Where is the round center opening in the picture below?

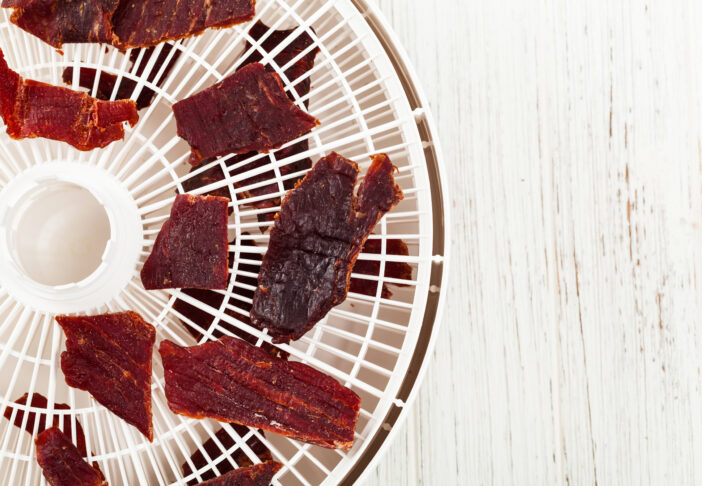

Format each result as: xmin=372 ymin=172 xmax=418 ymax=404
xmin=10 ymin=181 xmax=111 ymax=286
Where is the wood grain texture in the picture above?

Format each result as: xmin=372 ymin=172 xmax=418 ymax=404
xmin=367 ymin=0 xmax=702 ymax=484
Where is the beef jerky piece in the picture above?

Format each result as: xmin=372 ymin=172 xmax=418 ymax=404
xmin=193 ymin=461 xmax=282 ymax=486
xmin=183 ymin=424 xmax=272 ymax=485
xmin=2 ymin=393 xmax=88 ymax=457
xmin=349 ymin=238 xmax=413 ymax=299
xmin=35 ymin=427 xmax=107 ymax=486
xmin=111 ymin=0 xmax=254 ymax=49
xmin=62 ymin=44 xmax=181 ymax=110
xmin=56 ymin=312 xmax=155 ymax=441
xmin=250 ymin=153 xmax=403 ymax=343
xmin=241 ymin=21 xmax=319 ymax=105
xmin=2 ymin=0 xmax=119 ymax=49
xmin=160 ymin=336 xmax=361 ymax=450
xmin=173 ymin=63 xmax=319 ymax=166
xmin=141 ymin=194 xmax=229 ymax=290
xmin=0 ymin=49 xmax=137 ymax=150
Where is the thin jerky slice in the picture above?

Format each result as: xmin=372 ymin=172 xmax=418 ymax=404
xmin=241 ymin=21 xmax=319 ymax=105
xmin=56 ymin=311 xmax=156 ymax=441
xmin=0 ymin=49 xmax=138 ymax=151
xmin=183 ymin=424 xmax=272 ymax=485
xmin=250 ymin=153 xmax=403 ymax=343
xmin=194 ymin=461 xmax=282 ymax=486
xmin=62 ymin=44 xmax=181 ymax=110
xmin=35 ymin=427 xmax=107 ymax=486
xmin=2 ymin=393 xmax=88 ymax=457
xmin=349 ymin=238 xmax=412 ymax=298
xmin=173 ymin=63 xmax=319 ymax=166
xmin=111 ymin=0 xmax=254 ymax=49
xmin=160 ymin=336 xmax=361 ymax=450
xmin=3 ymin=0 xmax=119 ymax=48
xmin=141 ymin=194 xmax=230 ymax=290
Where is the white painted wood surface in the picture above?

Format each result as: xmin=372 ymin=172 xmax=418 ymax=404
xmin=367 ymin=1 xmax=702 ymax=484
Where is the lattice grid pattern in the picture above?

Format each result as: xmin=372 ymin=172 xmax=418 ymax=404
xmin=0 ymin=0 xmax=439 ymax=484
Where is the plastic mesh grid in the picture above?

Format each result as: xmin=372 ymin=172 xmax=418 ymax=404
xmin=0 ymin=0 xmax=438 ymax=484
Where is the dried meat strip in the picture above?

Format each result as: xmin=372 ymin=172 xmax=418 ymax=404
xmin=2 ymin=0 xmax=119 ymax=48
xmin=250 ymin=153 xmax=403 ymax=343
xmin=141 ymin=194 xmax=230 ymax=290
xmin=0 ymin=49 xmax=138 ymax=150
xmin=111 ymin=0 xmax=254 ymax=49
xmin=173 ymin=62 xmax=319 ymax=166
xmin=160 ymin=336 xmax=361 ymax=450
xmin=62 ymin=44 xmax=181 ymax=110
xmin=183 ymin=22 xmax=318 ymax=220
xmin=56 ymin=311 xmax=156 ymax=441
xmin=2 ymin=393 xmax=88 ymax=457
xmin=193 ymin=460 xmax=282 ymax=486
xmin=35 ymin=427 xmax=107 ymax=486
xmin=240 ymin=21 xmax=319 ymax=106
xmin=2 ymin=0 xmax=254 ymax=49
xmin=182 ymin=424 xmax=272 ymax=485
xmin=349 ymin=238 xmax=413 ymax=298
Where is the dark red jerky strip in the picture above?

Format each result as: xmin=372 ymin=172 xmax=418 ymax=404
xmin=56 ymin=311 xmax=156 ymax=441
xmin=160 ymin=336 xmax=361 ymax=450
xmin=173 ymin=63 xmax=319 ymax=166
xmin=35 ymin=427 xmax=107 ymax=486
xmin=250 ymin=153 xmax=404 ymax=343
xmin=2 ymin=393 xmax=88 ymax=457
xmin=0 ymin=49 xmax=138 ymax=151
xmin=2 ymin=0 xmax=253 ymax=49
xmin=193 ymin=460 xmax=282 ymax=486
xmin=62 ymin=44 xmax=181 ymax=110
xmin=173 ymin=235 xmax=287 ymax=359
xmin=3 ymin=0 xmax=119 ymax=48
xmin=141 ymin=194 xmax=230 ymax=290
xmin=240 ymin=21 xmax=319 ymax=106
xmin=349 ymin=238 xmax=412 ymax=298
xmin=183 ymin=424 xmax=272 ymax=485
xmin=111 ymin=0 xmax=254 ymax=49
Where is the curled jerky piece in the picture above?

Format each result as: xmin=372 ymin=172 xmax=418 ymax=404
xmin=160 ymin=336 xmax=361 ymax=450
xmin=35 ymin=427 xmax=107 ymax=486
xmin=0 ymin=49 xmax=137 ymax=150
xmin=194 ymin=461 xmax=282 ymax=486
xmin=63 ymin=44 xmax=181 ymax=110
xmin=111 ymin=0 xmax=254 ymax=49
xmin=250 ymin=153 xmax=404 ymax=343
xmin=56 ymin=312 xmax=156 ymax=441
xmin=349 ymin=238 xmax=413 ymax=299
xmin=183 ymin=424 xmax=272 ymax=485
xmin=141 ymin=194 xmax=230 ymax=290
xmin=2 ymin=0 xmax=119 ymax=48
xmin=173 ymin=63 xmax=319 ymax=166
xmin=241 ymin=21 xmax=320 ymax=105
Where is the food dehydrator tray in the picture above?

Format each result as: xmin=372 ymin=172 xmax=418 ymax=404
xmin=0 ymin=0 xmax=449 ymax=484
